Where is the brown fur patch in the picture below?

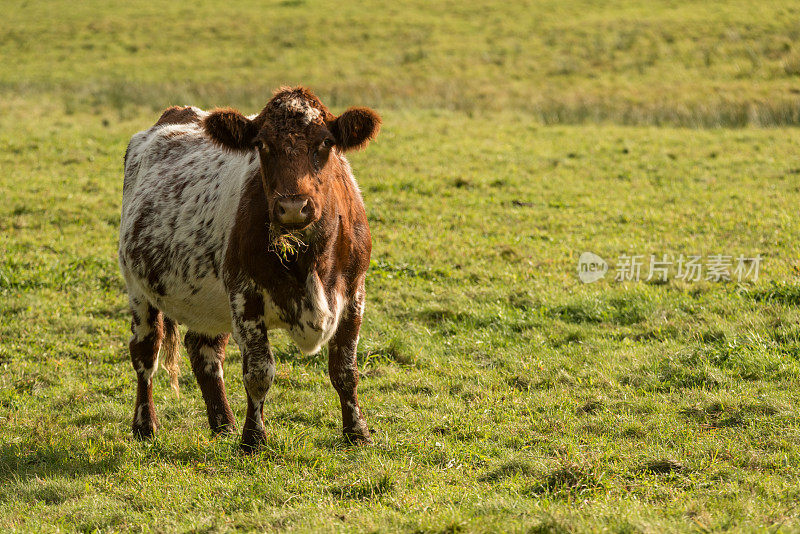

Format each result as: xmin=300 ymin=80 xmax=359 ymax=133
xmin=155 ymin=106 xmax=200 ymax=127
xmin=252 ymin=87 xmax=334 ymax=155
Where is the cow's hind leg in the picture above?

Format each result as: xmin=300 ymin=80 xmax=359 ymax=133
xmin=185 ymin=331 xmax=236 ymax=435
xmin=129 ymin=297 xmax=164 ymax=440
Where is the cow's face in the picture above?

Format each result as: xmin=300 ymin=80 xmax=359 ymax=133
xmin=203 ymin=87 xmax=380 ymax=232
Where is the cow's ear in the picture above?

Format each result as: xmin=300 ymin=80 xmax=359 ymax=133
xmin=203 ymin=108 xmax=260 ymax=151
xmin=329 ymin=107 xmax=381 ymax=152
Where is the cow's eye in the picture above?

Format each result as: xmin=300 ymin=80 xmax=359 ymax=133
xmin=321 ymin=138 xmax=334 ymax=149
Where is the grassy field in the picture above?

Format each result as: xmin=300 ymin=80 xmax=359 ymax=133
xmin=2 ymin=1 xmax=800 ymax=532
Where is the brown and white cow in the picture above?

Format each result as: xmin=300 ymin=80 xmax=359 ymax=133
xmin=119 ymin=87 xmax=380 ymax=450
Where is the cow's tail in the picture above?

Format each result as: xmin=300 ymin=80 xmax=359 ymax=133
xmin=161 ymin=316 xmax=181 ymax=396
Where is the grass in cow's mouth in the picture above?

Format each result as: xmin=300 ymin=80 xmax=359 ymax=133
xmin=268 ymin=224 xmax=307 ymax=263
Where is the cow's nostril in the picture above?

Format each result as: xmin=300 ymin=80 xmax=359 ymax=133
xmin=278 ymin=205 xmax=286 ymax=215
xmin=300 ymin=203 xmax=310 ymax=215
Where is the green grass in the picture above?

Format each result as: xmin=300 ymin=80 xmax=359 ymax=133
xmin=3 ymin=0 xmax=800 ymax=126
xmin=3 ymin=1 xmax=800 ymax=532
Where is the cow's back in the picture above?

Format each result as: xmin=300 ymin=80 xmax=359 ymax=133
xmin=119 ymin=109 xmax=260 ymax=335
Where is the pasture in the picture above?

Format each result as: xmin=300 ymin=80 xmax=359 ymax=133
xmin=2 ymin=1 xmax=800 ymax=532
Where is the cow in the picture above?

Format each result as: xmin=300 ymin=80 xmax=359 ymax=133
xmin=118 ymin=87 xmax=381 ymax=450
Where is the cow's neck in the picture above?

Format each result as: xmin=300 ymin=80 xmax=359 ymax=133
xmin=297 ymin=183 xmax=351 ymax=285
xmin=232 ymin=171 xmax=348 ymax=293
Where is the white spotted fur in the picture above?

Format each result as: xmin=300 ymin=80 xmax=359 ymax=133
xmin=279 ymin=96 xmax=322 ymax=124
xmin=120 ymin=116 xmax=249 ymax=335
xmin=261 ymin=274 xmax=345 ymax=354
xmin=197 ymin=344 xmax=223 ymax=378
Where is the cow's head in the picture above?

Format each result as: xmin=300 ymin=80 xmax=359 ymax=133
xmin=202 ymin=87 xmax=380 ymax=232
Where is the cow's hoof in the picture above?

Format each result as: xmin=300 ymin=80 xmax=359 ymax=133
xmin=240 ymin=429 xmax=267 ymax=453
xmin=343 ymin=423 xmax=372 ymax=445
xmin=132 ymin=423 xmax=157 ymax=441
xmin=210 ymin=423 xmax=238 ymax=437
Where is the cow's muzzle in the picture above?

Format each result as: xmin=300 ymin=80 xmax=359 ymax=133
xmin=274 ymin=196 xmax=314 ymax=229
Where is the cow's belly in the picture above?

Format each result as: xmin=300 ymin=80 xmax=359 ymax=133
xmin=161 ymin=288 xmax=233 ymax=336
xmin=129 ymin=272 xmax=233 ymax=336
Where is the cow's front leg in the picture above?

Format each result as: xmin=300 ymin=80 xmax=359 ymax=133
xmin=230 ymin=291 xmax=274 ymax=452
xmin=328 ymin=293 xmax=371 ymax=444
